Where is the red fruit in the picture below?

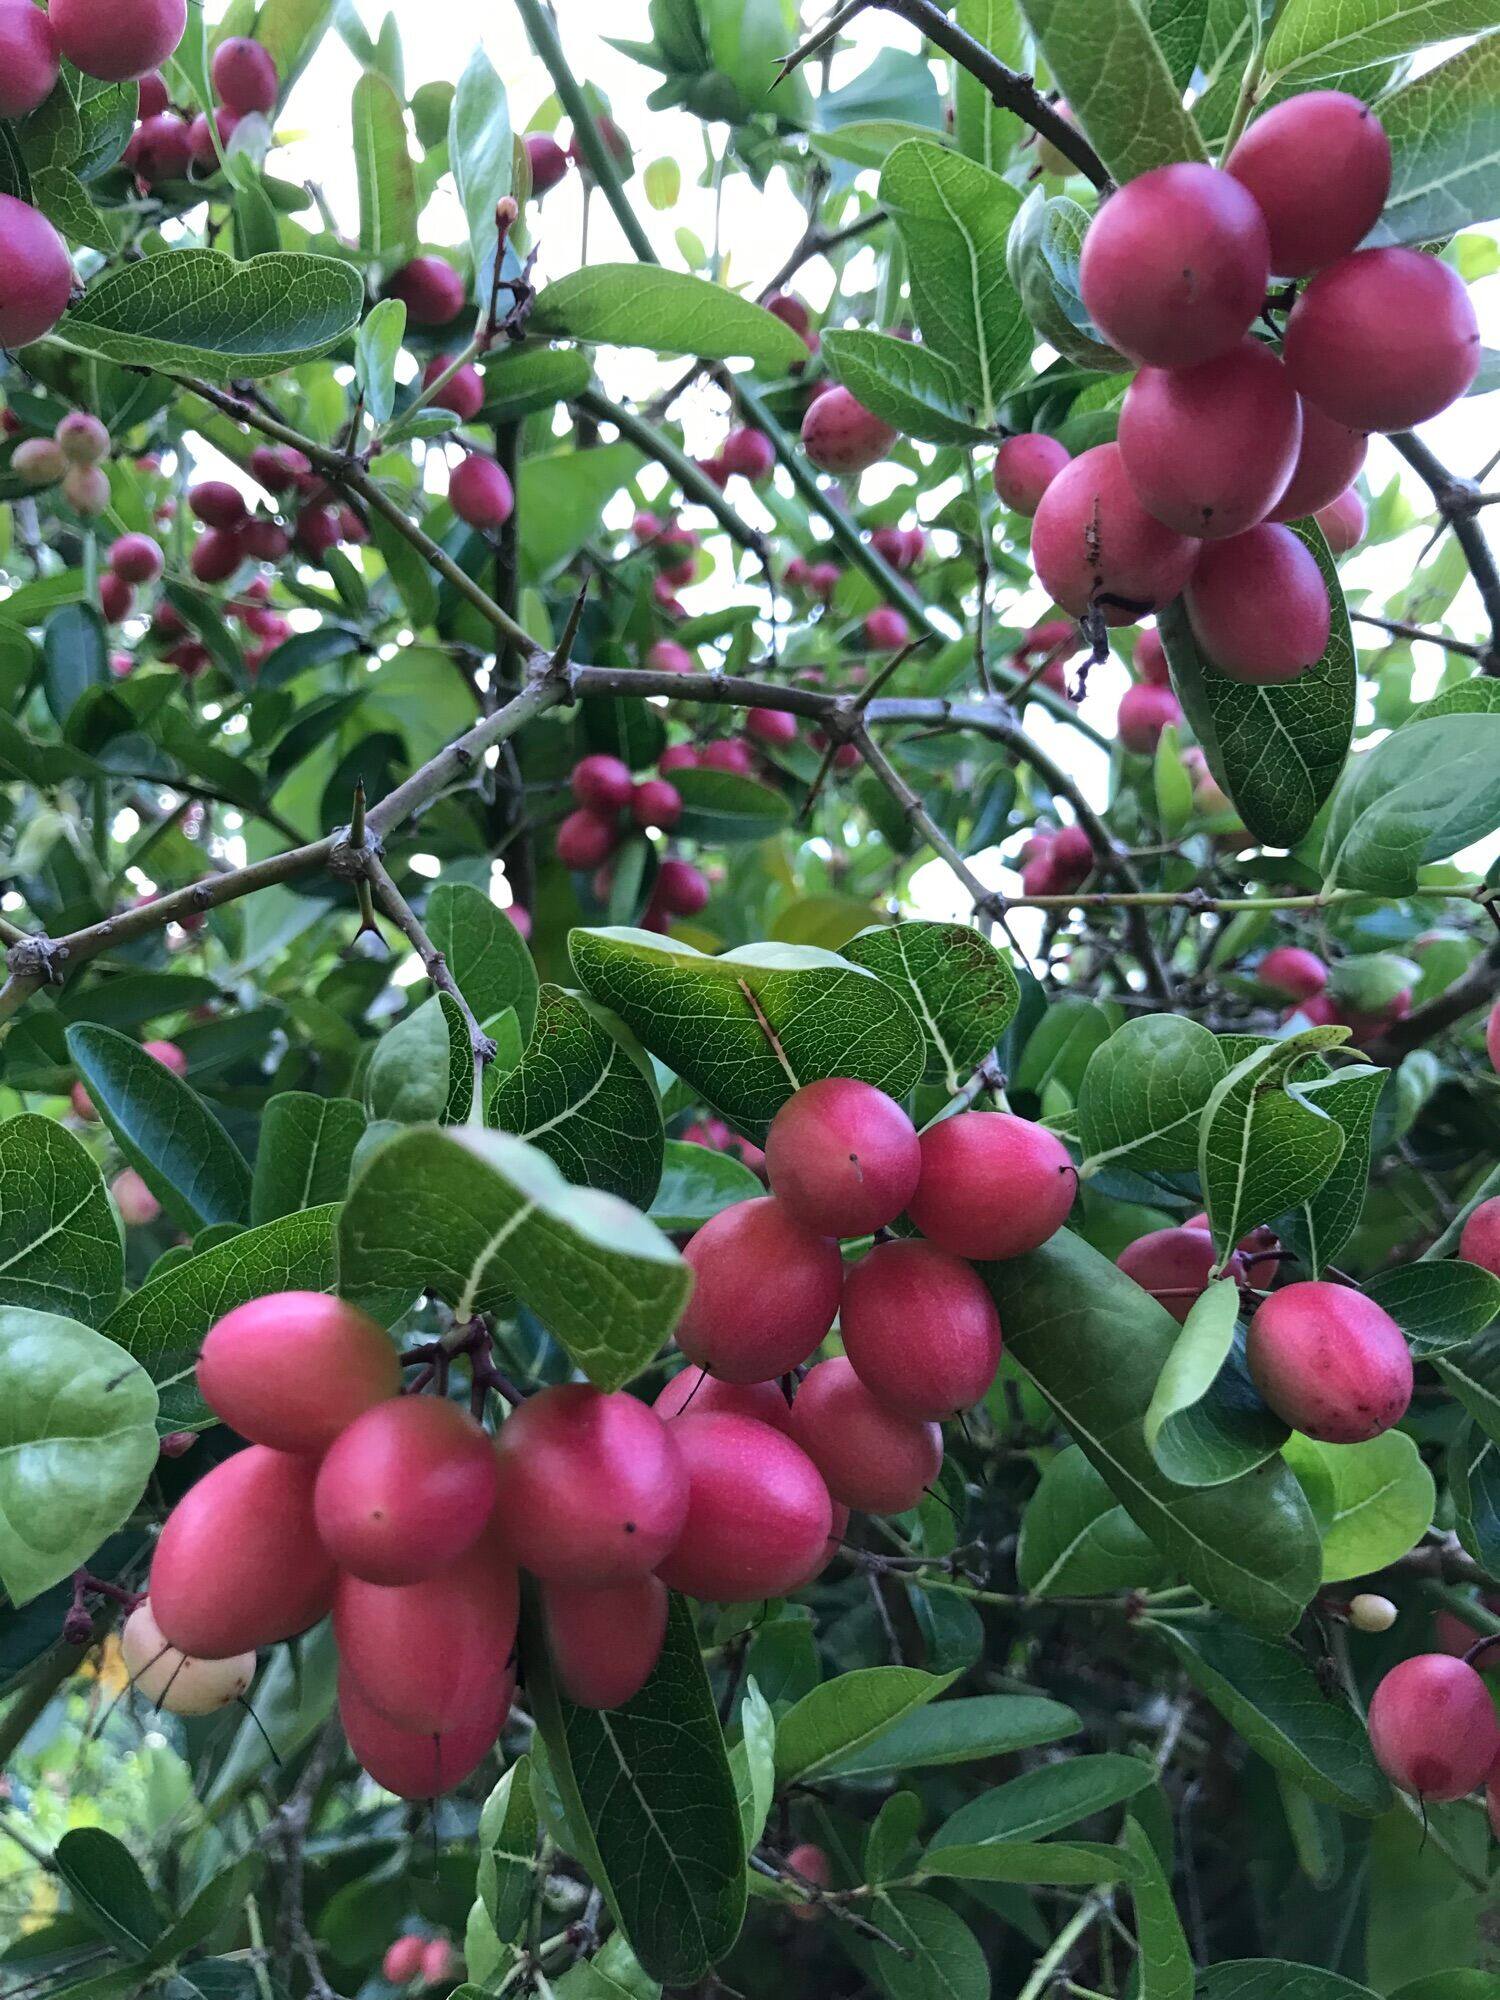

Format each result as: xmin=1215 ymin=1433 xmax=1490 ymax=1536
xmin=841 ymin=1239 xmax=1001 ymax=1418
xmin=1246 ymin=1280 xmax=1412 ymax=1442
xmin=658 ymin=744 xmax=699 ymax=774
xmin=1080 ymin=163 xmax=1269 ymax=368
xmin=1367 ymin=1655 xmax=1500 ymax=1801
xmin=655 ymin=1413 xmax=833 ymax=1601
xmin=764 ymin=1078 xmax=920 ymax=1239
xmin=333 ymin=1530 xmax=519 ymax=1732
xmin=1290 ymin=993 xmax=1339 ymax=1026
xmin=384 ymin=1939 xmax=425 ymax=1985
xmin=787 ymin=1843 xmax=831 ymax=1915
xmin=151 ymin=1446 xmax=336 ymax=1655
xmin=1049 ymin=824 xmax=1095 ymax=890
xmin=240 ymin=518 xmax=290 ymax=562
xmin=721 ymin=426 xmax=775 ymax=481
xmin=1268 ymin=403 xmax=1368 ymax=524
xmin=1185 ymin=524 xmax=1330 ymax=683
xmin=421 ymin=353 xmax=485 ymax=421
xmin=1259 ymin=945 xmax=1328 ymax=1001
xmin=210 ymin=36 xmax=277 ymax=116
xmin=567 ymin=114 xmax=629 ymax=169
xmin=745 ymin=707 xmax=798 ymax=747
xmin=864 ymin=607 xmax=910 ymax=651
xmin=0 ymin=0 xmax=59 ymax=119
xmin=248 ymin=443 xmax=310 ymax=492
xmin=109 ymin=532 xmax=163 ymax=584
xmin=1031 ymin=444 xmax=1200 ymax=625
xmin=525 ymin=131 xmax=569 ymax=195
xmin=314 ymin=1398 xmax=499 ymax=1584
xmin=541 ymin=1574 xmax=667 ymax=1709
xmin=1135 ymin=626 xmax=1170 ymax=685
xmin=631 ymin=778 xmax=681 ymax=831
xmin=1284 ymin=248 xmax=1480 ymax=433
xmin=1117 ymin=1227 xmax=1241 ymax=1325
xmin=449 ymin=453 xmax=514 ymax=530
xmin=1459 ymin=1196 xmax=1500 ymax=1278
xmin=801 ymin=386 xmax=897 ymax=475
xmin=385 ymin=255 xmax=466 ymax=326
xmin=191 ymin=527 xmax=243 ymax=584
xmin=654 ymin=1368 xmax=792 ymax=1432
xmin=295 ymin=504 xmax=341 ymax=557
xmin=197 ymin=1291 xmax=399 ymax=1454
xmin=656 ymin=858 xmax=709 ymax=917
xmin=1225 ymin=92 xmax=1390 ymax=278
xmin=789 ymin=1357 xmax=942 ymax=1514
xmin=807 ymin=560 xmax=841 ymax=601
xmin=767 ymin=292 xmax=813 ymax=338
xmin=186 ymin=105 xmax=238 ymax=170
xmin=132 ymin=108 xmax=195 ymax=179
xmin=677 ymin=1195 xmax=843 ymax=1381
xmin=699 ymin=739 xmax=753 ymax=775
xmin=492 ymin=1384 xmax=689 ymax=1584
xmin=647 ymin=639 xmax=694 ymax=675
xmin=339 ymin=1668 xmax=509 ymax=1799
xmin=189 ymin=480 xmax=247 ymax=529
xmin=556 ymin=807 xmax=620 ymax=870
xmin=1119 ymin=341 xmax=1302 ymax=541
xmin=571 ymin=753 xmax=634 ymax=812
xmin=1316 ymin=487 xmax=1366 ymax=555
xmin=0 ymin=195 xmax=73 ymax=348
xmin=167 ymin=639 xmax=209 ymax=678
xmin=870 ymin=526 xmax=910 ymax=570
xmin=993 ymin=433 xmax=1071 ymax=515
xmin=99 ymin=572 xmax=133 ymax=623
xmin=1117 ymin=682 xmax=1182 ymax=753
xmin=1184 ymin=1212 xmax=1281 ymax=1290
xmin=908 ymin=1111 xmax=1076 ymax=1262
xmin=51 ymin=0 xmax=186 ymax=80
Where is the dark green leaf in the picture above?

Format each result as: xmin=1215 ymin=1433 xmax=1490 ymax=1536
xmin=670 ymin=767 xmax=792 ymax=844
xmin=1365 ymin=1259 xmax=1500 ymax=1357
xmin=1076 ymin=1014 xmax=1227 ymax=1175
xmin=249 ymin=1094 xmax=365 ymax=1223
xmin=0 ymin=1112 xmax=123 ymax=1322
xmin=425 ymin=882 xmax=540 ymax=1040
xmin=1145 ymin=1279 xmax=1288 ymax=1487
xmin=646 ymin=1140 xmax=763 ymax=1230
xmin=814 ymin=1693 xmax=1080 ymax=1779
xmin=775 ymin=1667 xmax=958 ymax=1782
xmin=42 ymin=604 xmax=108 ymax=725
xmin=1198 ymin=1030 xmax=1349 ymax=1258
xmin=927 ymin=1754 xmax=1155 ymax=1853
xmin=1016 ymin=1445 xmax=1175 ymax=1597
xmin=842 ymin=920 xmax=1019 ymax=1092
xmin=54 ymin=1830 xmax=163 ymax=1958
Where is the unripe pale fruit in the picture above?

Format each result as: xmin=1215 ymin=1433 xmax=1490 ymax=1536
xmin=993 ymin=434 xmax=1071 ymax=515
xmin=1117 ymin=682 xmax=1182 ymax=754
xmin=197 ymin=1291 xmax=400 ymax=1454
xmin=571 ymin=753 xmax=633 ymax=812
xmin=0 ymin=0 xmax=58 ymax=118
xmin=1119 ymin=341 xmax=1302 ymax=541
xmin=1135 ymin=626 xmax=1170 ymax=686
xmin=315 ymin=1397 xmax=499 ymax=1585
xmin=655 ymin=858 xmax=709 ymax=917
xmin=631 ymin=778 xmax=681 ymax=831
xmin=151 ymin=1445 xmax=337 ymax=1655
xmin=65 ymin=464 xmax=111 ymax=516
xmin=764 ymin=1079 xmax=921 ymax=1238
xmin=841 ymin=1239 xmax=1002 ymax=1418
xmin=51 ymin=0 xmax=186 ymax=80
xmin=1185 ymin=524 xmax=1330 ymax=683
xmin=210 ymin=37 xmax=278 ymax=115
xmin=907 ymin=1111 xmax=1076 ymax=1262
xmin=333 ymin=1528 xmax=519 ymax=1732
xmin=385 ymin=255 xmax=466 ymax=327
xmin=384 ymin=1938 xmax=426 ymax=1985
xmin=109 ymin=533 xmax=163 ymax=584
xmin=1315 ymin=487 xmax=1366 ymax=555
xmin=540 ymin=1574 xmax=667 ymax=1708
xmin=655 ymin=1412 xmax=833 ymax=1601
xmin=1031 ymin=444 xmax=1200 ymax=625
xmin=339 ymin=1667 xmax=509 ymax=1799
xmin=1246 ymin=1280 xmax=1412 ymax=1442
xmin=1284 ymin=248 xmax=1480 ymax=433
xmin=121 ymin=1601 xmax=255 ymax=1714
xmin=1225 ymin=93 xmax=1390 ymax=278
xmin=653 ymin=1367 xmax=793 ymax=1431
xmin=13 ymin=437 xmax=66 ymax=485
xmin=525 ymin=131 xmax=569 ymax=195
xmin=676 ymin=1195 xmax=843 ymax=1381
xmin=1259 ymin=946 xmax=1328 ymax=1002
xmin=1367 ymin=1654 xmax=1500 ymax=1800
xmin=0 ymin=196 xmax=72 ymax=349
xmin=788 ymin=1357 xmax=942 ymax=1514
xmin=449 ymin=454 xmax=514 ymax=530
xmin=189 ymin=479 xmax=247 ymax=528
xmin=556 ymin=807 xmax=620 ymax=871
xmin=1079 ymin=163 xmax=1269 ymax=369
xmin=1117 ymin=1227 xmax=1240 ymax=1325
xmin=112 ymin=1167 xmax=159 ymax=1225
xmin=492 ymin=1384 xmax=688 ymax=1584
xmin=1269 ymin=403 xmax=1367 ymax=524
xmin=421 ymin=353 xmax=485 ymax=421
xmin=745 ymin=707 xmax=798 ymax=747
xmin=1459 ymin=1196 xmax=1500 ymax=1278
xmin=801 ymin=386 xmax=897 ymax=475
xmin=1348 ymin=1593 xmax=1397 ymax=1634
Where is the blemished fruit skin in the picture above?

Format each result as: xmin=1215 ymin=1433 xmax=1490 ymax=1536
xmin=1116 ymin=1227 xmax=1240 ymax=1325
xmin=385 ymin=255 xmax=466 ymax=326
xmin=908 ymin=1111 xmax=1076 ymax=1261
xmin=1459 ymin=1196 xmax=1500 ymax=1278
xmin=1118 ymin=342 xmax=1303 ymax=541
xmin=1315 ymin=487 xmax=1366 ymax=555
xmin=450 ymin=454 xmax=514 ymax=529
xmin=571 ymin=753 xmax=634 ymax=812
xmin=338 ymin=1665 xmax=512 ymax=1799
xmin=1259 ymin=945 xmax=1328 ymax=1001
xmin=1031 ymin=444 xmax=1200 ymax=624
xmin=1117 ymin=683 xmax=1182 ymax=755
xmin=540 ymin=1573 xmax=668 ymax=1708
xmin=993 ymin=433 xmax=1071 ymax=515
xmin=197 ymin=1291 xmax=400 ymax=1454
xmin=1135 ymin=626 xmax=1170 ymax=685
xmin=1224 ymin=92 xmax=1391 ymax=278
xmin=120 ymin=1602 xmax=255 ymax=1714
xmin=492 ymin=1385 xmax=688 ymax=1584
xmin=151 ymin=1445 xmax=337 ymax=1656
xmin=1283 ymin=248 xmax=1481 ymax=433
xmin=764 ymin=1079 xmax=921 ymax=1239
xmin=1246 ymin=1281 xmax=1413 ymax=1442
xmin=1079 ymin=163 xmax=1270 ymax=369
xmin=675 ymin=1195 xmax=843 ymax=1381
xmin=1268 ymin=403 xmax=1368 ymax=524
xmin=314 ymin=1398 xmax=499 ymax=1585
xmin=654 ymin=1413 xmax=833 ymax=1601
xmin=51 ymin=0 xmax=187 ymax=80
xmin=1184 ymin=524 xmax=1331 ymax=683
xmin=789 ymin=1357 xmax=943 ymax=1514
xmin=383 ymin=1938 xmax=426 ymax=1985
xmin=1367 ymin=1654 xmax=1500 ymax=1800
xmin=0 ymin=1 xmax=59 ymax=120
xmin=801 ymin=386 xmax=897 ymax=475
xmin=841 ymin=1240 xmax=1002 ymax=1418
xmin=0 ymin=195 xmax=74 ymax=349
xmin=210 ymin=37 xmax=278 ymax=115
xmin=654 ymin=1367 xmax=793 ymax=1431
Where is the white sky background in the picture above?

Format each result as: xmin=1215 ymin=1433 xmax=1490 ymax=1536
xmin=264 ymin=3 xmax=1500 ymax=940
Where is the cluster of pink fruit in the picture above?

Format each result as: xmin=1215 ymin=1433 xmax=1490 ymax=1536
xmin=556 ymin=752 xmax=711 ymax=926
xmin=124 ymin=34 xmax=279 ymax=185
xmin=1257 ymin=943 xmax=1413 ymax=1045
xmin=631 ymin=508 xmax=702 ymax=616
xmin=381 ymin=1934 xmax=459 ymax=1990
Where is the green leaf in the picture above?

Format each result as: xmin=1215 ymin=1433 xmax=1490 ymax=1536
xmin=1284 ymin=1430 xmax=1434 ymax=1582
xmin=449 ymin=48 xmax=512 ymax=279
xmin=58 ymin=250 xmax=364 ymax=380
xmin=1161 ymin=520 xmax=1355 ymax=848
xmin=478 ymin=1759 xmax=539 ymax=1945
xmin=147 ymin=1859 xmax=263 ymax=1968
xmin=1119 ymin=1815 xmax=1192 ymax=2000
xmin=252 ymin=0 xmax=337 ymax=93
xmin=249 ymin=1094 xmax=365 ymax=1224
xmin=531 ymin=267 xmax=806 ymax=370
xmin=1148 ymin=0 xmax=1209 ymax=87
xmin=363 ymin=994 xmax=464 ymax=1125
xmin=670 ymin=767 xmax=792 ymax=845
xmin=1016 ymin=1445 xmax=1175 ymax=1597
xmin=1145 ymin=1279 xmax=1288 ymax=1487
xmin=0 ymin=1113 xmax=123 ymax=1322
xmin=1264 ymin=0 xmax=1498 ymax=87
xmin=1199 ymin=1964 xmax=1378 ymax=1998
xmin=953 ymin=0 xmax=1028 ymax=169
xmin=1198 ymin=1031 xmax=1349 ymax=1259
xmin=527 ymin=1591 xmax=745 ymax=1985
xmin=1322 ymin=712 xmax=1500 ymax=894
xmin=878 ymin=141 xmax=1030 ymax=425
xmin=425 ymin=882 xmax=540 ymax=1041
xmin=479 ymin=346 xmax=594 ymax=423
xmin=489 ymin=985 xmax=664 ymax=1210
xmin=775 ymin=1667 xmax=956 ymax=1782
xmin=551 ymin=1934 xmax=661 ymax=2000
xmin=518 ymin=442 xmax=643 ymax=581
xmin=983 ymin=1232 xmax=1322 ymax=1632
xmin=1450 ymin=1421 xmax=1500 ymax=1575
xmin=842 ymin=920 xmax=1019 ymax=1093
xmin=568 ymin=929 xmax=925 ymax=1142
xmin=1148 ymin=1613 xmax=1390 ymax=1815
xmin=353 ymin=68 xmax=417 ymax=258
xmin=1366 ymin=1259 xmax=1500 ymax=1357
xmin=354 ymin=298 xmax=405 ymax=425
xmin=54 ymin=1830 xmax=163 ymax=1958
xmin=917 ymin=1840 xmax=1136 ymax=1885
xmin=814 ymin=1693 xmax=1081 ymax=1779
xmin=1016 ymin=0 xmax=1208 ymax=181
xmin=65 ymin=1024 xmax=250 ymax=1233
xmin=1437 ymin=1324 xmax=1500 ymax=1444
xmin=1007 ymin=191 xmax=1123 ymax=372
xmin=337 ymin=1125 xmax=689 ymax=1390
xmin=1014 ymin=993 xmax=1119 ymax=1098
xmin=369 ymin=509 xmax=438 ymax=626
xmin=0 ymin=1309 xmax=157 ymax=1605
xmin=42 ymin=603 xmax=108 ymax=725
xmin=647 ymin=1141 xmax=763 ymax=1231
xmin=843 ymin=1890 xmax=989 ymax=2000
xmin=1076 ymin=1014 xmax=1227 ymax=1175
xmin=729 ymin=1678 xmax=776 ymax=1851
xmin=1367 ymin=36 xmax=1500 ymax=246
xmin=927 ymin=1754 xmax=1155 ymax=1853
xmin=1282 ymin=1066 xmax=1386 ymax=1277
xmin=820 ymin=330 xmax=995 ymax=445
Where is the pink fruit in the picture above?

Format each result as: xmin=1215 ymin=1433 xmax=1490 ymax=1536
xmin=764 ymin=1078 xmax=920 ymax=1239
xmin=421 ymin=353 xmax=485 ymax=420
xmin=556 ymin=807 xmax=620 ymax=870
xmin=699 ymin=739 xmax=753 ymax=775
xmin=1459 ymin=1196 xmax=1500 ymax=1278
xmin=1185 ymin=524 xmax=1330 ymax=683
xmin=801 ymin=386 xmax=897 ymax=475
xmin=654 ymin=1367 xmax=793 ymax=1431
xmin=136 ymin=73 xmax=168 ymax=118
xmin=189 ymin=480 xmax=247 ymax=529
xmin=745 ymin=707 xmax=798 ymax=747
xmin=99 ymin=572 xmax=133 ymax=623
xmin=385 ymin=256 xmax=466 ymax=327
xmin=1284 ymin=248 xmax=1480 ymax=433
xmin=0 ymin=196 xmax=73 ymax=349
xmin=1031 ymin=443 xmax=1200 ymax=624
xmin=1117 ymin=1226 xmax=1241 ymax=1324
xmin=993 ymin=433 xmax=1071 ymax=515
xmin=449 ymin=454 xmax=514 ymax=530
xmin=720 ymin=426 xmax=775 ymax=481
xmin=1315 ymin=487 xmax=1366 ymax=555
xmin=51 ymin=0 xmax=187 ymax=81
xmin=1259 ymin=946 xmax=1328 ymax=1002
xmin=541 ymin=1574 xmax=667 ymax=1708
xmin=631 ymin=778 xmax=681 ymax=831
xmin=384 ymin=1938 xmax=425 ymax=1985
xmin=210 ymin=37 xmax=278 ymax=115
xmin=864 ymin=606 xmax=910 ymax=651
xmin=1246 ymin=1280 xmax=1413 ymax=1442
xmin=111 ymin=1168 xmax=159 ymax=1225
xmin=1367 ymin=1654 xmax=1500 ymax=1800
xmin=571 ymin=753 xmax=634 ymax=812
xmin=109 ymin=533 xmax=163 ymax=583
xmin=418 ymin=1941 xmax=454 ymax=1987
xmin=647 ymin=639 xmax=694 ymax=675
xmin=249 ymin=443 xmax=310 ymax=492
xmin=677 ymin=1195 xmax=843 ymax=1381
xmin=197 ymin=1291 xmax=400 ymax=1454
xmin=654 ymin=858 xmax=709 ymax=916
xmin=908 ymin=1111 xmax=1076 ymax=1261
xmin=0 ymin=0 xmax=59 ymax=119
xmin=1117 ymin=682 xmax=1182 ymax=753
xmin=1268 ymin=403 xmax=1368 ymax=524
xmin=314 ymin=1398 xmax=499 ymax=1584
xmin=841 ymin=1239 xmax=1001 ymax=1418
xmin=525 ymin=131 xmax=569 ymax=195
xmin=339 ymin=1668 xmax=509 ymax=1799
xmin=1225 ymin=92 xmax=1391 ymax=278
xmin=788 ymin=1356 xmax=942 ymax=1514
xmin=192 ymin=527 xmax=243 ymax=584
xmin=1135 ymin=626 xmax=1170 ymax=685
xmin=655 ymin=1413 xmax=833 ymax=1601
